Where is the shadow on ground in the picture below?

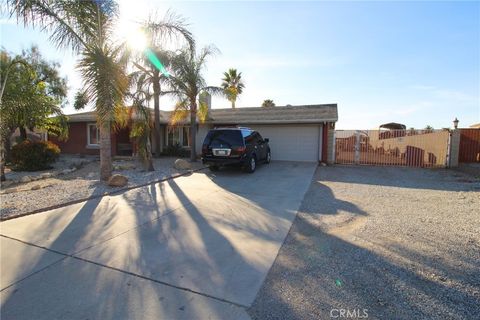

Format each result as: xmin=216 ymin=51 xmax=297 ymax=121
xmin=248 ymin=165 xmax=480 ymax=320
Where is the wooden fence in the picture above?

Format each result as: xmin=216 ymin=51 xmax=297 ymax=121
xmin=334 ymin=129 xmax=450 ymax=168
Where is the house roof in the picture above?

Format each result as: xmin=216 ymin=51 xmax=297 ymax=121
xmin=207 ymin=104 xmax=338 ymax=124
xmin=65 ymin=104 xmax=338 ymax=124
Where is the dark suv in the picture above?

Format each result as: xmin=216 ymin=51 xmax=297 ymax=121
xmin=201 ymin=127 xmax=271 ymax=173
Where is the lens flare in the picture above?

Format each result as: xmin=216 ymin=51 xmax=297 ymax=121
xmin=145 ymin=48 xmax=170 ymax=77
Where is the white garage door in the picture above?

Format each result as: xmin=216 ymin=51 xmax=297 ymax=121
xmin=246 ymin=124 xmax=321 ymax=162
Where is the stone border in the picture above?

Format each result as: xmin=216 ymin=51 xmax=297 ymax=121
xmin=0 ymin=167 xmax=207 ymax=222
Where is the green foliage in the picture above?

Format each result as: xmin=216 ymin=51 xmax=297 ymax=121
xmin=0 ymin=46 xmax=68 ymax=140
xmin=262 ymin=99 xmax=275 ymax=107
xmin=11 ymin=140 xmax=60 ymax=171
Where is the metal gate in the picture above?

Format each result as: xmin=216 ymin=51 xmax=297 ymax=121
xmin=334 ymin=129 xmax=450 ymax=168
xmin=459 ymin=129 xmax=480 ymax=163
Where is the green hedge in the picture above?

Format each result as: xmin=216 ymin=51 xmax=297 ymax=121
xmin=11 ymin=140 xmax=60 ymax=171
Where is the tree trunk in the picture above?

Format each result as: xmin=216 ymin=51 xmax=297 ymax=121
xmin=100 ymin=123 xmax=112 ymax=181
xmin=0 ymin=137 xmax=5 ymax=182
xmin=232 ymin=99 xmax=236 ymax=109
xmin=152 ymin=71 xmax=162 ymax=158
xmin=19 ymin=127 xmax=27 ymax=141
xmin=190 ymin=102 xmax=197 ymax=162
xmin=4 ymin=131 xmax=12 ymax=163
xmin=145 ymin=137 xmax=154 ymax=171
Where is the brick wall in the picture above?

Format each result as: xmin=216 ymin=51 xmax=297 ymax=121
xmin=49 ymin=122 xmax=119 ymax=156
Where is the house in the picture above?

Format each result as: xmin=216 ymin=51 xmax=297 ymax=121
xmin=49 ymin=102 xmax=338 ymax=163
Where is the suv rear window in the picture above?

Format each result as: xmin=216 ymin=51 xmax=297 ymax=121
xmin=204 ymin=130 xmax=244 ymax=148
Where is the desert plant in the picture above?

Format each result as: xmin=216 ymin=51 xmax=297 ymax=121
xmin=11 ymin=140 xmax=60 ymax=171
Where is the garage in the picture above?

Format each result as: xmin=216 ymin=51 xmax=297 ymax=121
xmin=246 ymin=124 xmax=322 ymax=162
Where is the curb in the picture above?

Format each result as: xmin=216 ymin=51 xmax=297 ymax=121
xmin=0 ymin=167 xmax=207 ymax=222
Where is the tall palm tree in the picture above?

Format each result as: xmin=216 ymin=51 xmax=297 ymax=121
xmin=221 ymin=68 xmax=244 ymax=109
xmin=8 ymin=0 xmax=129 ymax=180
xmin=131 ymin=11 xmax=194 ymax=157
xmin=167 ymin=46 xmax=222 ymax=162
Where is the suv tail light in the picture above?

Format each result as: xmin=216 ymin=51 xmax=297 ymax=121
xmin=232 ymin=146 xmax=246 ymax=154
xmin=202 ymin=145 xmax=208 ymax=153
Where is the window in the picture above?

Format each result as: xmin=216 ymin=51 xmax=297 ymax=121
xmin=167 ymin=127 xmax=180 ymax=146
xmin=87 ymin=124 xmax=99 ymax=146
xmin=167 ymin=126 xmax=192 ymax=147
xmin=182 ymin=127 xmax=190 ymax=146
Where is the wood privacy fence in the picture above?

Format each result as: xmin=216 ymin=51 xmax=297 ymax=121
xmin=459 ymin=129 xmax=480 ymax=163
xmin=334 ymin=129 xmax=450 ymax=168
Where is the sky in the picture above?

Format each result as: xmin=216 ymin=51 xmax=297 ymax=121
xmin=1 ymin=0 xmax=479 ymax=129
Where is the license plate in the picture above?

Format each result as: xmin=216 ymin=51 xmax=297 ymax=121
xmin=216 ymin=150 xmax=227 ymax=156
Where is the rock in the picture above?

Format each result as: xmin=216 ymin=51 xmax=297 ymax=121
xmin=31 ymin=184 xmax=41 ymax=190
xmin=87 ymin=172 xmax=96 ymax=178
xmin=40 ymin=173 xmax=52 ymax=179
xmin=174 ymin=159 xmax=191 ymax=170
xmin=60 ymin=168 xmax=73 ymax=175
xmin=2 ymin=188 xmax=18 ymax=194
xmin=107 ymin=174 xmax=128 ymax=187
xmin=113 ymin=163 xmax=135 ymax=171
xmin=20 ymin=176 xmax=32 ymax=183
xmin=1 ymin=180 xmax=13 ymax=188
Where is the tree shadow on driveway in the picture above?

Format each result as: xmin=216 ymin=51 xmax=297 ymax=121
xmin=248 ymin=166 xmax=480 ymax=320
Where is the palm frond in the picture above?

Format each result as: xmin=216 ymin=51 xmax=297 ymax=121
xmin=170 ymin=99 xmax=190 ymax=125
xmin=144 ymin=9 xmax=195 ymax=51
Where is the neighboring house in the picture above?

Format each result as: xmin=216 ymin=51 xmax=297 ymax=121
xmin=49 ymin=102 xmax=338 ymax=163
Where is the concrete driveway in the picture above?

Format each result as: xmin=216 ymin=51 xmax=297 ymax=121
xmin=0 ymin=161 xmax=316 ymax=320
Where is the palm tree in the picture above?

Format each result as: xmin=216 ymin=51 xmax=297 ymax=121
xmin=8 ymin=0 xmax=129 ymax=180
xmin=130 ymin=11 xmax=194 ymax=157
xmin=167 ymin=46 xmax=222 ymax=162
xmin=128 ymin=87 xmax=154 ymax=171
xmin=262 ymin=99 xmax=275 ymax=107
xmin=221 ymin=68 xmax=244 ymax=109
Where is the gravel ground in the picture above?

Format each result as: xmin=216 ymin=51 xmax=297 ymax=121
xmin=0 ymin=157 xmax=204 ymax=219
xmin=249 ymin=165 xmax=480 ymax=320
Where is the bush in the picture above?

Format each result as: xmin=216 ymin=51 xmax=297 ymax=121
xmin=161 ymin=143 xmax=190 ymax=158
xmin=11 ymin=140 xmax=60 ymax=171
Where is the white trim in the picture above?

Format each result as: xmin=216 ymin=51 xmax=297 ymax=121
xmin=86 ymin=123 xmax=100 ymax=147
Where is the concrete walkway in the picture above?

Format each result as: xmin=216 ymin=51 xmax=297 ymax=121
xmin=0 ymin=162 xmax=316 ymax=320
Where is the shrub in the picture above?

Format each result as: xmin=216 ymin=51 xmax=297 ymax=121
xmin=11 ymin=140 xmax=60 ymax=171
xmin=161 ymin=143 xmax=190 ymax=158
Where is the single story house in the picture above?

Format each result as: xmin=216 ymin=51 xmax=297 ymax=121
xmin=49 ymin=102 xmax=338 ymax=163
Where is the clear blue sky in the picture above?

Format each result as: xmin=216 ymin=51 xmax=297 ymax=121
xmin=1 ymin=1 xmax=479 ymax=129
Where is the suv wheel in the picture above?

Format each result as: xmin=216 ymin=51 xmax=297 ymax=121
xmin=245 ymin=155 xmax=256 ymax=173
xmin=265 ymin=150 xmax=271 ymax=164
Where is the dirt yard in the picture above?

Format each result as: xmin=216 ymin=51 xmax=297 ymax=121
xmin=249 ymin=165 xmax=480 ymax=320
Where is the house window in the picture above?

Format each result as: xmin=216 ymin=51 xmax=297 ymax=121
xmin=167 ymin=126 xmax=191 ymax=147
xmin=167 ymin=127 xmax=181 ymax=146
xmin=87 ymin=124 xmax=100 ymax=146
xmin=182 ymin=127 xmax=190 ymax=147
